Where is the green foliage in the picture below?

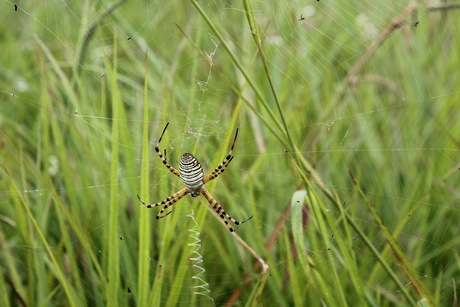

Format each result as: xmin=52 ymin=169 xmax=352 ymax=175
xmin=1 ymin=0 xmax=459 ymax=306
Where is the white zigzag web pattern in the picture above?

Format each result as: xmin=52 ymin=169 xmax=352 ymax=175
xmin=187 ymin=210 xmax=216 ymax=306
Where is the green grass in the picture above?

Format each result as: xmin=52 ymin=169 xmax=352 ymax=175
xmin=1 ymin=0 xmax=459 ymax=306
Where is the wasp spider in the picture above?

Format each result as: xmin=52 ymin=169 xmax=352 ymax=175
xmin=137 ymin=123 xmax=253 ymax=232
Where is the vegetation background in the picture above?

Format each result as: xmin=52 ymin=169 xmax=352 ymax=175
xmin=0 ymin=0 xmax=459 ymax=306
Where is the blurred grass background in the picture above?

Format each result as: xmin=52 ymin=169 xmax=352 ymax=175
xmin=1 ymin=0 xmax=459 ymax=306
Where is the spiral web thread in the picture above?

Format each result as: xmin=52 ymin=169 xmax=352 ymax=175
xmin=187 ymin=210 xmax=216 ymax=306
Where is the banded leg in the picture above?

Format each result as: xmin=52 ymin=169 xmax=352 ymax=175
xmin=201 ymin=187 xmax=252 ymax=232
xmin=137 ymin=187 xmax=189 ymax=219
xmin=155 ymin=122 xmax=181 ymax=178
xmin=205 ymin=156 xmax=234 ymax=182
xmin=203 ymin=128 xmax=238 ymax=184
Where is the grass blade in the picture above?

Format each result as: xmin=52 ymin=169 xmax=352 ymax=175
xmin=105 ymin=32 xmax=121 ymax=307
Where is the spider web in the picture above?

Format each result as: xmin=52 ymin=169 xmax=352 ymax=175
xmin=1 ymin=0 xmax=459 ymax=306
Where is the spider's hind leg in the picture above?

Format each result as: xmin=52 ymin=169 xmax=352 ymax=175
xmin=201 ymin=187 xmax=252 ymax=232
xmin=137 ymin=187 xmax=190 ymax=219
xmin=234 ymin=214 xmax=253 ymax=226
xmin=230 ymin=215 xmax=253 ymax=232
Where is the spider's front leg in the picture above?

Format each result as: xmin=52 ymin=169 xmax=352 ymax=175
xmin=155 ymin=122 xmax=181 ymax=178
xmin=203 ymin=128 xmax=238 ymax=184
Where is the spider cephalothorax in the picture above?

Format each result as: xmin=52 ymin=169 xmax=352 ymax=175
xmin=137 ymin=123 xmax=252 ymax=232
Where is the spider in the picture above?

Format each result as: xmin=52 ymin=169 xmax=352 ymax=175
xmin=137 ymin=123 xmax=253 ymax=232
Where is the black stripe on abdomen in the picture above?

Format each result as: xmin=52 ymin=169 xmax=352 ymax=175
xmin=179 ymin=153 xmax=204 ymax=188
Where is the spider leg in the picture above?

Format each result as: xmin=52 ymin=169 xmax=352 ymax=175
xmin=155 ymin=122 xmax=181 ymax=178
xmin=137 ymin=187 xmax=189 ymax=219
xmin=201 ymin=187 xmax=252 ymax=232
xmin=203 ymin=128 xmax=238 ymax=184
xmin=204 ymin=156 xmax=235 ymax=183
